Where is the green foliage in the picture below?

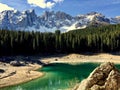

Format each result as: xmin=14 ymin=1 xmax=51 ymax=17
xmin=0 ymin=24 xmax=120 ymax=55
xmin=55 ymin=30 xmax=61 ymax=35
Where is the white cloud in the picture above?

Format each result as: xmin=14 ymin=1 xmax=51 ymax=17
xmin=27 ymin=0 xmax=55 ymax=9
xmin=0 ymin=3 xmax=14 ymax=12
xmin=53 ymin=0 xmax=64 ymax=3
xmin=112 ymin=1 xmax=120 ymax=4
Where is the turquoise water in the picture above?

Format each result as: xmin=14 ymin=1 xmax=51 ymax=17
xmin=1 ymin=63 xmax=120 ymax=90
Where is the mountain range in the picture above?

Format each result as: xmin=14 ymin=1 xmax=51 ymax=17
xmin=0 ymin=9 xmax=120 ymax=32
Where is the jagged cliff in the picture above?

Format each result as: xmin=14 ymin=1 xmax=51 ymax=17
xmin=0 ymin=10 xmax=113 ymax=32
xmin=74 ymin=62 xmax=120 ymax=90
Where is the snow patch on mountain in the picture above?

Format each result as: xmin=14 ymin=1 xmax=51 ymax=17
xmin=0 ymin=10 xmax=118 ymax=32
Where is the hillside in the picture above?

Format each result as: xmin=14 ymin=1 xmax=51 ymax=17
xmin=0 ymin=24 xmax=120 ymax=55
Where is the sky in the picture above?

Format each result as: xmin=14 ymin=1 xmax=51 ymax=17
xmin=0 ymin=0 xmax=120 ymax=17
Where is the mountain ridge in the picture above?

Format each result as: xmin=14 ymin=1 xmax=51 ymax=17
xmin=0 ymin=9 xmax=119 ymax=32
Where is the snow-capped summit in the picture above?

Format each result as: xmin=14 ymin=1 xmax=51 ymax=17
xmin=110 ymin=16 xmax=120 ymax=24
xmin=0 ymin=9 xmax=37 ymax=30
xmin=76 ymin=12 xmax=109 ymax=24
xmin=0 ymin=10 xmax=118 ymax=32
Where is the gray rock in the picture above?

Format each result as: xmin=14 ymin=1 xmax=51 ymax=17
xmin=10 ymin=61 xmax=21 ymax=66
xmin=0 ymin=10 xmax=111 ymax=32
xmin=75 ymin=62 xmax=120 ymax=90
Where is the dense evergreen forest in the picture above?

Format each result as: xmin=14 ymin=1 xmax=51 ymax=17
xmin=0 ymin=24 xmax=120 ymax=56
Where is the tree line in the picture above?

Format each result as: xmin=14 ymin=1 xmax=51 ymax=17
xmin=0 ymin=24 xmax=120 ymax=55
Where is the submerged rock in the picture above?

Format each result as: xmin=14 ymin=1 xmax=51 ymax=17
xmin=75 ymin=62 xmax=120 ymax=90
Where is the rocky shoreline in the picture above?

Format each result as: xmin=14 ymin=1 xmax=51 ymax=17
xmin=74 ymin=62 xmax=120 ymax=90
xmin=1 ymin=53 xmax=120 ymax=88
xmin=0 ymin=62 xmax=43 ymax=88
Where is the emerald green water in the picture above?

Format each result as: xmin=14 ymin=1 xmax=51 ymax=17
xmin=1 ymin=63 xmax=120 ymax=90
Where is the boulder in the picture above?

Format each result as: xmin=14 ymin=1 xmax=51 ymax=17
xmin=75 ymin=62 xmax=120 ymax=90
xmin=10 ymin=61 xmax=21 ymax=66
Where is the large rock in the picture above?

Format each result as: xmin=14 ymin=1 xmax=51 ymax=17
xmin=10 ymin=61 xmax=22 ymax=66
xmin=75 ymin=62 xmax=120 ymax=90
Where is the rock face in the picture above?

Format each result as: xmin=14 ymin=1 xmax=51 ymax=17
xmin=111 ymin=16 xmax=120 ymax=24
xmin=75 ymin=62 xmax=120 ymax=90
xmin=0 ymin=10 xmax=111 ymax=32
xmin=1 ymin=10 xmax=120 ymax=32
xmin=0 ymin=10 xmax=37 ymax=30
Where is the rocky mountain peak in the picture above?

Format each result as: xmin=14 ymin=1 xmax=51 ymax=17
xmin=22 ymin=9 xmax=37 ymax=18
xmin=55 ymin=11 xmax=73 ymax=20
xmin=86 ymin=11 xmax=102 ymax=16
xmin=111 ymin=16 xmax=120 ymax=24
xmin=0 ymin=9 xmax=119 ymax=32
xmin=115 ymin=16 xmax=120 ymax=19
xmin=41 ymin=11 xmax=55 ymax=21
xmin=74 ymin=62 xmax=120 ymax=90
xmin=41 ymin=11 xmax=73 ymax=21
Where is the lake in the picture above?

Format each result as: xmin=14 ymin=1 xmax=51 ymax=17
xmin=1 ymin=63 xmax=120 ymax=90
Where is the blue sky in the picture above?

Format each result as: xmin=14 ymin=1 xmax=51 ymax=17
xmin=0 ymin=0 xmax=120 ymax=17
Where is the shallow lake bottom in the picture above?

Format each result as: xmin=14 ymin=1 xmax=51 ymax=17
xmin=2 ymin=63 xmax=120 ymax=90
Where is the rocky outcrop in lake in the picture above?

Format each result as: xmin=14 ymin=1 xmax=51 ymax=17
xmin=74 ymin=62 xmax=120 ymax=90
